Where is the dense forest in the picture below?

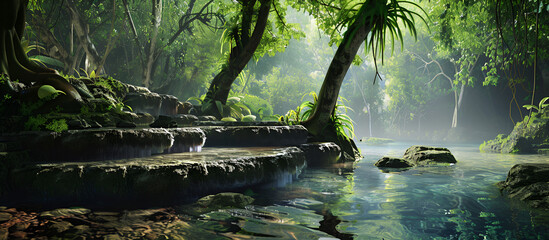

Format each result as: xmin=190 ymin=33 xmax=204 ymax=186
xmin=1 ymin=0 xmax=549 ymax=239
xmin=0 ymin=0 xmax=546 ymax=142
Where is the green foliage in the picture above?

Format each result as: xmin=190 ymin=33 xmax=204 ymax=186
xmin=224 ymin=96 xmax=251 ymax=119
xmin=352 ymin=0 xmax=427 ymax=64
xmin=260 ymin=67 xmax=318 ymax=115
xmin=24 ymin=115 xmax=68 ymax=133
xmin=240 ymin=94 xmax=273 ymax=120
xmin=221 ymin=117 xmax=237 ymax=122
xmin=24 ymin=115 xmax=48 ymax=131
xmin=45 ymin=119 xmax=69 ymax=132
xmin=107 ymin=101 xmax=133 ymax=114
xmin=37 ymin=85 xmax=65 ymax=99
xmin=241 ymin=115 xmax=256 ymax=122
xmin=523 ymin=97 xmax=549 ymax=114
xmin=331 ymin=98 xmax=355 ymax=139
xmin=92 ymin=77 xmax=125 ymax=94
xmin=279 ymin=91 xmax=355 ymax=139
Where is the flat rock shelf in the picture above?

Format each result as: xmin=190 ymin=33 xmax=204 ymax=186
xmin=3 ymin=147 xmax=307 ymax=208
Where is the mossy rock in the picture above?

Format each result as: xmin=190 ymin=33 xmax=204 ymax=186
xmin=197 ymin=192 xmax=254 ymax=209
xmin=480 ymin=114 xmax=549 ymax=154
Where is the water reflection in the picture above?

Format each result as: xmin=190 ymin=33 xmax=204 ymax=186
xmin=181 ymin=142 xmax=549 ymax=239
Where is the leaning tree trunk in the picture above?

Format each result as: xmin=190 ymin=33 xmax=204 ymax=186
xmin=0 ymin=0 xmax=81 ymax=102
xmin=301 ymin=1 xmax=377 ymax=161
xmin=302 ymin=2 xmax=374 ymax=135
xmin=201 ymin=0 xmax=271 ymax=118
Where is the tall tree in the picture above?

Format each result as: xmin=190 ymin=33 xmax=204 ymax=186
xmin=201 ymin=0 xmax=273 ymax=117
xmin=294 ymin=0 xmax=425 ymax=160
xmin=426 ymin=0 xmax=490 ymax=128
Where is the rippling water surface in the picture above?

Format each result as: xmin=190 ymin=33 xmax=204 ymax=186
xmin=180 ymin=142 xmax=549 ymax=239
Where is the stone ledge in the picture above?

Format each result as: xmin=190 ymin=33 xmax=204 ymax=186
xmin=5 ymin=128 xmax=205 ymax=162
xmin=200 ymin=125 xmax=308 ymax=147
xmin=2 ymin=146 xmax=306 ymax=208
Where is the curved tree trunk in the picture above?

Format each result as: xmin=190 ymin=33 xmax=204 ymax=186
xmin=202 ymin=0 xmax=272 ymax=118
xmin=1 ymin=0 xmax=81 ymax=102
xmin=302 ymin=1 xmax=375 ymax=137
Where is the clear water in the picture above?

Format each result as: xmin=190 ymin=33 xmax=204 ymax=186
xmin=177 ymin=142 xmax=549 ymax=239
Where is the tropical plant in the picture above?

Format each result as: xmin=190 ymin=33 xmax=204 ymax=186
xmin=279 ymin=91 xmax=355 ymax=139
xmin=523 ymin=97 xmax=549 ymax=114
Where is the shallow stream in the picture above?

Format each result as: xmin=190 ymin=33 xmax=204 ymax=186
xmin=179 ymin=142 xmax=549 ymax=239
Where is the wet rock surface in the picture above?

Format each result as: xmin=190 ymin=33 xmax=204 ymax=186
xmin=7 ymin=127 xmax=205 ymax=162
xmin=298 ymin=142 xmax=341 ymax=167
xmin=375 ymin=145 xmax=457 ymax=169
xmin=197 ymin=192 xmax=254 ymax=209
xmin=0 ymin=206 xmax=188 ymax=239
xmin=202 ymin=125 xmax=308 ymax=147
xmin=481 ymin=114 xmax=549 ymax=154
xmin=3 ymin=147 xmax=306 ymax=208
xmin=403 ymin=145 xmax=457 ymax=165
xmin=374 ymin=157 xmax=414 ymax=168
xmin=498 ymin=163 xmax=549 ymax=209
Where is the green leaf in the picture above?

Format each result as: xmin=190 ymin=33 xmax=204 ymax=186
xmin=38 ymin=85 xmax=65 ymax=99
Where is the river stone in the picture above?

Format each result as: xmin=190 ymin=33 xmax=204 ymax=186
xmin=48 ymin=221 xmax=73 ymax=233
xmin=197 ymin=192 xmax=254 ymax=209
xmin=374 ymin=157 xmax=414 ymax=168
xmin=403 ymin=145 xmax=457 ymax=165
xmin=498 ymin=163 xmax=549 ymax=209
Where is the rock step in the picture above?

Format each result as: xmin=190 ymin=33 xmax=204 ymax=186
xmin=194 ymin=121 xmax=286 ymax=127
xmin=8 ymin=128 xmax=205 ymax=162
xmin=2 ymin=146 xmax=308 ymax=208
xmin=201 ymin=125 xmax=308 ymax=147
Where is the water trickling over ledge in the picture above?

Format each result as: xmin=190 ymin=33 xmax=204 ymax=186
xmin=4 ymin=146 xmax=307 ymax=208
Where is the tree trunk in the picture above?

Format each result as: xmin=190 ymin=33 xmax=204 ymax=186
xmin=65 ymin=0 xmax=102 ymax=72
xmin=302 ymin=1 xmax=375 ymax=137
xmin=202 ymin=0 xmax=271 ymax=117
xmin=1 ymin=0 xmax=81 ymax=103
xmin=142 ymin=0 xmax=163 ymax=88
xmin=368 ymin=104 xmax=372 ymax=138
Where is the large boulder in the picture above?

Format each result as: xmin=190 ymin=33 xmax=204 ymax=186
xmin=480 ymin=113 xmax=549 ymax=154
xmin=403 ymin=145 xmax=457 ymax=165
xmin=498 ymin=163 xmax=549 ymax=209
xmin=374 ymin=145 xmax=457 ymax=170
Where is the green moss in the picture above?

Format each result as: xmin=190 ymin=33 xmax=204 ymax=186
xmin=24 ymin=115 xmax=69 ymax=133
xmin=45 ymin=119 xmax=69 ymax=132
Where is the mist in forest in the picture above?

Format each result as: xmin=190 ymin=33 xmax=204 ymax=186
xmin=23 ymin=0 xmax=547 ymax=143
